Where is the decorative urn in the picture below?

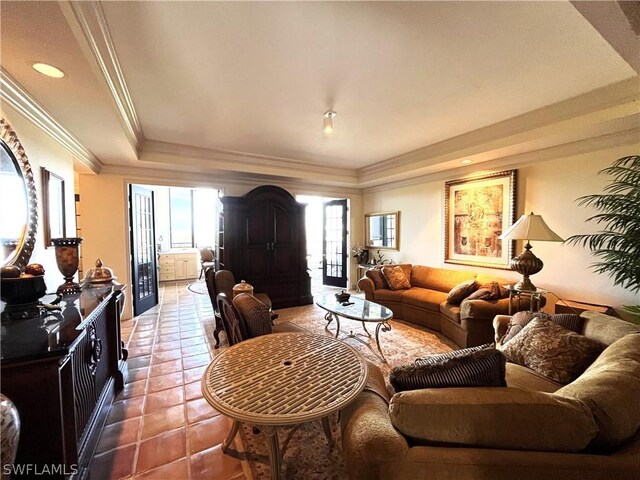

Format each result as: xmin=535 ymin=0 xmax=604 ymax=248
xmin=232 ymin=280 xmax=254 ymax=298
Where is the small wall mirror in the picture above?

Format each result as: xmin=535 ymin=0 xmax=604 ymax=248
xmin=365 ymin=211 xmax=399 ymax=250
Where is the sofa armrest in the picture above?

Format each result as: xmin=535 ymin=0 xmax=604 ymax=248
xmin=341 ymin=365 xmax=409 ymax=480
xmin=493 ymin=314 xmax=512 ymax=343
xmin=460 ymin=297 xmax=512 ymax=321
xmin=389 ymin=387 xmax=597 ymax=453
xmin=357 ymin=276 xmax=376 ymax=300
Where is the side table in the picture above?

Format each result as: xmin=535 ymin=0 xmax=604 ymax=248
xmin=506 ymin=285 xmax=549 ymax=315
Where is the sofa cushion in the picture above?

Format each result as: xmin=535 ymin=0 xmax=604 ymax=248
xmin=389 ymin=387 xmax=597 ymax=452
xmin=466 ymin=281 xmax=508 ymax=301
xmin=410 ymin=266 xmax=476 ymax=293
xmin=382 ymin=265 xmax=412 ymax=290
xmin=500 ymin=311 xmax=583 ymax=345
xmin=555 ymin=332 xmax=640 ymax=449
xmin=439 ymin=303 xmax=461 ymax=323
xmin=366 ymin=269 xmax=387 ymax=290
xmin=505 ymin=362 xmax=562 ymax=393
xmin=446 ymin=279 xmax=479 ymax=305
xmin=502 ymin=318 xmax=605 ymax=384
xmin=580 ymin=310 xmax=640 ymax=346
xmin=390 ymin=347 xmax=505 ymax=392
xmin=374 ymin=288 xmax=407 ymax=303
xmin=402 ymin=288 xmax=448 ymax=312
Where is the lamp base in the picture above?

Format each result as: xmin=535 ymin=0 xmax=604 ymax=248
xmin=513 ymin=276 xmax=537 ymax=292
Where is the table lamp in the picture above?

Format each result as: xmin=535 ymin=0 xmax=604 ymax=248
xmin=498 ymin=212 xmax=563 ymax=291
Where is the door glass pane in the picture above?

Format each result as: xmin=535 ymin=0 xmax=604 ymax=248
xmin=325 ymin=204 xmax=343 ymax=278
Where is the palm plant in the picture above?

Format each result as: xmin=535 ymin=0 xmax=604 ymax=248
xmin=565 ymin=155 xmax=640 ymax=314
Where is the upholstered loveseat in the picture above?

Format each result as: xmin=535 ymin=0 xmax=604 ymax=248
xmin=340 ymin=311 xmax=640 ymax=480
xmin=357 ymin=264 xmax=523 ymax=347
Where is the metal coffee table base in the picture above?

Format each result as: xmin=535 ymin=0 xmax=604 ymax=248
xmin=324 ymin=312 xmax=391 ymax=362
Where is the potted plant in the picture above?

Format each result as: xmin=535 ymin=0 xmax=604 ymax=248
xmin=565 ymin=155 xmax=639 ymax=315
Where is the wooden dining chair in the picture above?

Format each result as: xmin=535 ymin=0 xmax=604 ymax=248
xmin=216 ymin=293 xmax=248 ymax=346
xmin=204 ymin=266 xmax=224 ymax=348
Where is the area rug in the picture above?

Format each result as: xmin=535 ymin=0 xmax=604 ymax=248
xmin=197 ymin=294 xmax=456 ymax=480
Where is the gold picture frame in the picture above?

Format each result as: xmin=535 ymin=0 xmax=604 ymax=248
xmin=444 ymin=170 xmax=516 ymax=269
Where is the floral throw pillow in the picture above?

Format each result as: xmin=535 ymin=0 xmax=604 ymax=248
xmin=381 ymin=265 xmax=411 ymax=290
xmin=446 ymin=279 xmax=479 ymax=305
xmin=500 ymin=311 xmax=583 ymax=345
xmin=502 ymin=317 xmax=605 ymax=384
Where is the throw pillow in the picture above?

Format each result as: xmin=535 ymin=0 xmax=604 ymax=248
xmin=466 ymin=281 xmax=508 ymax=301
xmin=414 ymin=343 xmax=493 ymax=365
xmin=365 ymin=268 xmax=388 ymax=290
xmin=502 ymin=317 xmax=605 ymax=384
xmin=390 ymin=347 xmax=506 ymax=392
xmin=500 ymin=311 xmax=584 ymax=345
xmin=446 ymin=279 xmax=479 ymax=305
xmin=381 ymin=265 xmax=411 ymax=290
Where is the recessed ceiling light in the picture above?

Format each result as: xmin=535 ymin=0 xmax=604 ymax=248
xmin=461 ymin=159 xmax=473 ymax=165
xmin=323 ymin=111 xmax=336 ymax=133
xmin=32 ymin=63 xmax=65 ymax=78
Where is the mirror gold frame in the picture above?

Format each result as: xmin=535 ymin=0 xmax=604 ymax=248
xmin=1 ymin=118 xmax=38 ymax=270
xmin=364 ymin=211 xmax=400 ymax=250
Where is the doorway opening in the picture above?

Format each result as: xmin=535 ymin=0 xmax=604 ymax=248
xmin=129 ymin=183 xmax=220 ymax=316
xmin=296 ymin=195 xmax=350 ymax=296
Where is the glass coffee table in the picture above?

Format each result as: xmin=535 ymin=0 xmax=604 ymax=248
xmin=315 ymin=293 xmax=393 ymax=362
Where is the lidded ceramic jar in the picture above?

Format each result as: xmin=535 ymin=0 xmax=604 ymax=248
xmin=84 ymin=258 xmax=117 ymax=284
xmin=232 ymin=280 xmax=254 ymax=298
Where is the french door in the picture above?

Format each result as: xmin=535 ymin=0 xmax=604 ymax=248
xmin=322 ymin=199 xmax=348 ymax=288
xmin=129 ymin=185 xmax=158 ymax=316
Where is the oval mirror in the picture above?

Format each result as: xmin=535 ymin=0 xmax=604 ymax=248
xmin=0 ymin=118 xmax=38 ymax=271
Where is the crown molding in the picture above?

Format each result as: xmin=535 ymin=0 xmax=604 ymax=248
xmin=141 ymin=139 xmax=359 ymax=184
xmin=361 ymin=126 xmax=640 ymax=193
xmin=60 ymin=0 xmax=142 ymax=152
xmin=0 ymin=69 xmax=101 ymax=173
xmin=99 ymin=163 xmax=361 ymax=198
xmin=358 ymin=76 xmax=639 ymax=183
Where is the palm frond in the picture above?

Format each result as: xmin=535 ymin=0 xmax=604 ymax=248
xmin=566 ymin=155 xmax=640 ymax=305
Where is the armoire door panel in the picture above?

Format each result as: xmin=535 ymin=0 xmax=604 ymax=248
xmin=246 ymin=203 xmax=271 ymax=246
xmin=246 ymin=249 xmax=270 ymax=277
xmin=271 ymin=247 xmax=297 ymax=277
xmin=273 ymin=204 xmax=295 ymax=246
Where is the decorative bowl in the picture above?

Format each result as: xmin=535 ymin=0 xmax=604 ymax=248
xmin=0 ymin=275 xmax=47 ymax=305
xmin=335 ymin=291 xmax=350 ymax=302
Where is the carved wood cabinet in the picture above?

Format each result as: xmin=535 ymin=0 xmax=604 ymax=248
xmin=218 ymin=185 xmax=312 ymax=308
xmin=0 ymin=285 xmax=127 ymax=479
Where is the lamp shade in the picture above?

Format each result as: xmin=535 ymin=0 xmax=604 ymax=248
xmin=498 ymin=213 xmax=564 ymax=242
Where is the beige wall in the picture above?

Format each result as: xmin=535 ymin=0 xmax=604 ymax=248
xmin=78 ymin=172 xmax=364 ymax=319
xmin=363 ymin=145 xmax=639 ymax=316
xmin=2 ymin=106 xmax=77 ymax=293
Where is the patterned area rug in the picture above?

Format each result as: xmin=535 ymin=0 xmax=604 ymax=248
xmin=201 ymin=299 xmax=455 ymax=480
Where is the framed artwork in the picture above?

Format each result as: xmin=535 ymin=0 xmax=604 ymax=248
xmin=41 ymin=167 xmax=66 ymax=247
xmin=444 ymin=170 xmax=516 ymax=269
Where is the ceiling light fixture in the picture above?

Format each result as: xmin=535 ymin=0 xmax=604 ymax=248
xmin=32 ymin=63 xmax=65 ymax=78
xmin=461 ymin=159 xmax=473 ymax=165
xmin=323 ymin=111 xmax=336 ymax=133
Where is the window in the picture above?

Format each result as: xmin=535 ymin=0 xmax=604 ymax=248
xmin=169 ymin=188 xmax=194 ymax=248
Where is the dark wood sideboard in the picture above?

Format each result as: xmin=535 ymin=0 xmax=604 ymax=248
xmin=1 ymin=285 xmax=127 ymax=479
xmin=217 ymin=185 xmax=312 ymax=309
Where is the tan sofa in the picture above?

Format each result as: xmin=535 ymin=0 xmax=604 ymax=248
xmin=357 ymin=264 xmax=523 ymax=347
xmin=340 ymin=311 xmax=640 ymax=480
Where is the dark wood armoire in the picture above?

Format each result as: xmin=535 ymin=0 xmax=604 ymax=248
xmin=217 ymin=185 xmax=312 ymax=309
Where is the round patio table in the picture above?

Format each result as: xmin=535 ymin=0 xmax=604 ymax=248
xmin=201 ymin=332 xmax=368 ymax=480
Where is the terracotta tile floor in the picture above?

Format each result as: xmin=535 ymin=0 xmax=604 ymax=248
xmin=89 ymin=281 xmax=250 ymax=480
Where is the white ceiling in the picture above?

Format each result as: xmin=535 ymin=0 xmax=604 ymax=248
xmin=0 ymin=1 xmax=638 ymax=189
